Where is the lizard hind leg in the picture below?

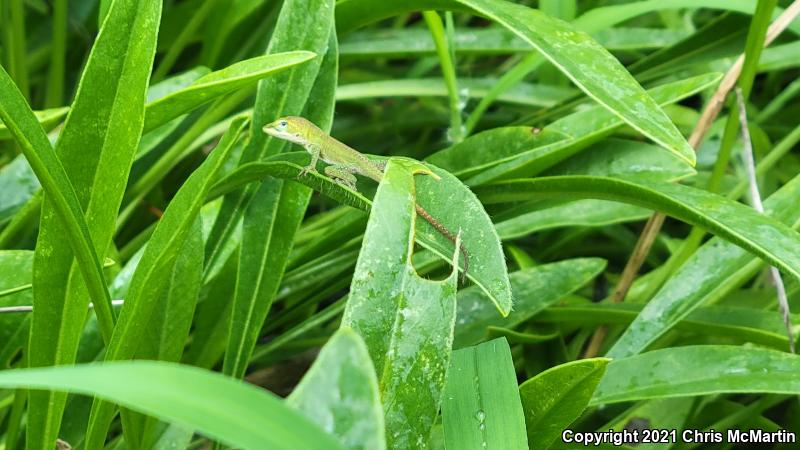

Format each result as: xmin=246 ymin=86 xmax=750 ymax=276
xmin=324 ymin=164 xmax=359 ymax=191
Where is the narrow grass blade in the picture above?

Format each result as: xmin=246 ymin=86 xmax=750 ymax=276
xmin=83 ymin=118 xmax=247 ymax=449
xmin=338 ymin=0 xmax=696 ymax=164
xmin=143 ymin=51 xmax=317 ymax=133
xmin=220 ymin=0 xmax=336 ymax=383
xmin=0 ymin=107 xmax=68 ymax=141
xmin=592 ymin=346 xmax=800 ymax=404
xmin=428 ymin=73 xmax=720 ymax=183
xmin=0 ymin=361 xmax=346 ymax=450
xmin=476 ymin=175 xmax=800 ymax=286
xmin=24 ymin=0 xmax=162 ymax=446
xmin=608 ymin=169 xmax=800 ymax=359
xmin=442 ymin=338 xmax=528 ymax=450
xmin=455 ymin=258 xmax=605 ymax=347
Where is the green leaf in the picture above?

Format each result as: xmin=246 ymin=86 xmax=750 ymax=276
xmin=288 ymin=328 xmax=385 ymax=450
xmin=0 ymin=155 xmax=40 ymax=224
xmin=415 ymin=164 xmax=511 ymax=314
xmin=520 ymin=358 xmax=610 ymax=450
xmin=209 ymin=152 xmax=512 ymax=316
xmin=208 ymin=153 xmax=373 ymax=210
xmin=476 ymin=176 xmax=800 ymax=287
xmin=23 ymin=0 xmax=163 ymax=446
xmin=494 ymin=137 xmax=695 ymax=240
xmin=137 ymin=219 xmax=204 ymax=448
xmin=458 ymin=0 xmax=695 ymax=164
xmin=538 ymin=302 xmax=796 ymax=351
xmin=542 ymin=138 xmax=696 ymax=182
xmin=0 ymin=107 xmax=68 ymax=141
xmin=146 ymin=67 xmax=210 ymax=103
xmin=455 ymin=258 xmax=606 ymax=348
xmin=427 ymin=73 xmax=720 ymax=183
xmin=215 ymin=0 xmax=335 ymax=384
xmin=84 ymin=118 xmax=248 ymax=449
xmin=496 ymin=200 xmax=649 ymax=240
xmin=336 ymin=78 xmax=575 ymax=108
xmin=0 ymin=69 xmax=111 ymax=343
xmin=201 ymin=0 xmax=265 ymax=66
xmin=572 ymin=0 xmax=800 ymax=36
xmin=607 ymin=172 xmax=800 ymax=359
xmin=0 ymin=250 xmax=33 ymax=368
xmin=338 ymin=27 xmax=685 ymax=57
xmin=0 ymin=361 xmax=346 ymax=450
xmin=337 ymin=0 xmax=696 ymax=165
xmin=342 ymin=159 xmax=460 ymax=450
xmin=442 ymin=338 xmax=528 ymax=450
xmin=628 ymin=13 xmax=748 ymax=79
xmin=592 ymin=346 xmax=800 ymax=405
xmin=143 ymin=51 xmax=317 ymax=133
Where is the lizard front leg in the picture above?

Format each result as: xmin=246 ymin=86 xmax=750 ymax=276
xmin=299 ymin=143 xmax=321 ymax=178
xmin=324 ymin=164 xmax=359 ymax=191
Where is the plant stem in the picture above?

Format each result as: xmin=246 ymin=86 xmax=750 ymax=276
xmin=423 ymin=11 xmax=463 ymax=143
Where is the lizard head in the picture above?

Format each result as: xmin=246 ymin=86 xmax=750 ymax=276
xmin=263 ymin=116 xmax=310 ymax=146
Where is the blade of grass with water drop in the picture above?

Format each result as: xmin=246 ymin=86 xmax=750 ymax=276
xmin=442 ymin=338 xmax=527 ymax=450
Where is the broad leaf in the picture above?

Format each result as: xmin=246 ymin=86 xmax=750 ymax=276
xmin=288 ymin=328 xmax=385 ymax=450
xmin=520 ymin=358 xmax=610 ymax=450
xmin=342 ymin=159 xmax=460 ymax=449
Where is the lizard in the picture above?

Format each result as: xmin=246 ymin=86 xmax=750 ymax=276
xmin=263 ymin=116 xmax=469 ymax=280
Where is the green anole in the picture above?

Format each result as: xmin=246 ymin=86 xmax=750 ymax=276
xmin=263 ymin=116 xmax=469 ymax=279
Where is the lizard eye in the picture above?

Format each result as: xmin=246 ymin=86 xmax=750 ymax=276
xmin=279 ymin=120 xmax=288 ymax=128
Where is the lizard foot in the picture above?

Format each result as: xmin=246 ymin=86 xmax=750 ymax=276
xmin=298 ymin=165 xmax=317 ymax=179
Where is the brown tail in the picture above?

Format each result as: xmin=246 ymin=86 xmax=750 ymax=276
xmin=415 ymin=204 xmax=469 ymax=282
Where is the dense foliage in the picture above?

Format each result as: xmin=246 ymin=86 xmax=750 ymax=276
xmin=1 ymin=0 xmax=799 ymax=449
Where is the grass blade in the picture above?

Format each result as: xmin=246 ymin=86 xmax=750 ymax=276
xmin=592 ymin=346 xmax=800 ymax=404
xmin=83 ymin=118 xmax=247 ymax=448
xmin=0 ymin=361 xmax=347 ymax=450
xmin=476 ymin=175 xmax=800 ymax=287
xmin=442 ymin=338 xmax=528 ymax=450
xmin=219 ymin=0 xmax=335 ymax=382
